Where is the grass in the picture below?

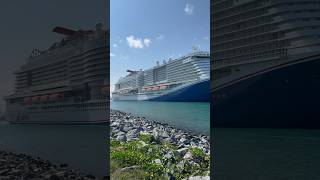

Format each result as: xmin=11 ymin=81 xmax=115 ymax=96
xmin=110 ymin=133 xmax=210 ymax=179
xmin=111 ymin=160 xmax=146 ymax=180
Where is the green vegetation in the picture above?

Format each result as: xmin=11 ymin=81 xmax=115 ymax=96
xmin=110 ymin=133 xmax=210 ymax=179
xmin=111 ymin=160 xmax=146 ymax=180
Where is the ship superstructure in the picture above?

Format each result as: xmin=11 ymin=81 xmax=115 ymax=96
xmin=211 ymin=0 xmax=320 ymax=128
xmin=4 ymin=24 xmax=109 ymax=124
xmin=112 ymin=49 xmax=210 ymax=102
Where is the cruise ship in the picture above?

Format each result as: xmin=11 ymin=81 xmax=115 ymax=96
xmin=3 ymin=24 xmax=109 ymax=124
xmin=112 ymin=49 xmax=210 ymax=102
xmin=211 ymin=0 xmax=320 ymax=128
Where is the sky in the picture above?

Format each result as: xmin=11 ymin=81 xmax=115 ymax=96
xmin=0 ymin=0 xmax=108 ymax=112
xmin=110 ymin=0 xmax=210 ymax=91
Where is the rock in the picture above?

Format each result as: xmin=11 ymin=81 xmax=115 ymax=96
xmin=202 ymin=147 xmax=209 ymax=154
xmin=164 ymin=151 xmax=174 ymax=160
xmin=116 ymin=134 xmax=127 ymax=141
xmin=154 ymin=159 xmax=162 ymax=165
xmin=165 ymin=173 xmax=176 ymax=180
xmin=60 ymin=163 xmax=68 ymax=168
xmin=174 ymin=134 xmax=181 ymax=140
xmin=163 ymin=138 xmax=172 ymax=143
xmin=49 ymin=175 xmax=61 ymax=180
xmin=179 ymin=137 xmax=189 ymax=144
xmin=136 ymin=126 xmax=144 ymax=132
xmin=161 ymin=131 xmax=170 ymax=138
xmin=126 ymin=129 xmax=138 ymax=140
xmin=120 ymin=165 xmax=140 ymax=172
xmin=170 ymin=135 xmax=177 ymax=143
xmin=115 ymin=131 xmax=125 ymax=136
xmin=201 ymin=137 xmax=208 ymax=143
xmin=152 ymin=130 xmax=160 ymax=142
xmin=183 ymin=151 xmax=193 ymax=160
xmin=110 ymin=122 xmax=120 ymax=127
xmin=85 ymin=174 xmax=96 ymax=179
xmin=177 ymin=148 xmax=189 ymax=155
xmin=122 ymin=126 xmax=132 ymax=132
xmin=177 ymin=161 xmax=184 ymax=169
xmin=198 ymin=142 xmax=209 ymax=149
xmin=190 ymin=141 xmax=197 ymax=147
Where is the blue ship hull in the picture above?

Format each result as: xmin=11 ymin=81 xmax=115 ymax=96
xmin=212 ymin=55 xmax=320 ymax=128
xmin=149 ymin=80 xmax=210 ymax=102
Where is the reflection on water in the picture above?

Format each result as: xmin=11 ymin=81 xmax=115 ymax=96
xmin=0 ymin=121 xmax=108 ymax=177
xmin=213 ymin=128 xmax=320 ymax=179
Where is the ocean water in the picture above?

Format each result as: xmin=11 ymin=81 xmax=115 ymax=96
xmin=0 ymin=121 xmax=108 ymax=177
xmin=111 ymin=101 xmax=210 ymax=136
xmin=213 ymin=128 xmax=320 ymax=179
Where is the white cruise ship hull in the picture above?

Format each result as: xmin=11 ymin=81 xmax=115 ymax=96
xmin=5 ymin=100 xmax=109 ymax=124
xmin=112 ymin=79 xmax=210 ymax=102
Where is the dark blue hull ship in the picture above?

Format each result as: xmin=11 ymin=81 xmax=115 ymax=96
xmin=149 ymin=80 xmax=210 ymax=102
xmin=112 ymin=50 xmax=210 ymax=102
xmin=212 ymin=54 xmax=320 ymax=128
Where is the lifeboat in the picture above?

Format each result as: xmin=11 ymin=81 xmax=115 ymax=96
xmin=31 ymin=96 xmax=40 ymax=103
xmin=49 ymin=93 xmax=64 ymax=101
xmin=49 ymin=94 xmax=59 ymax=101
xmin=159 ymin=85 xmax=167 ymax=90
xmin=24 ymin=97 xmax=32 ymax=103
xmin=40 ymin=95 xmax=49 ymax=102
xmin=57 ymin=93 xmax=64 ymax=100
xmin=101 ymin=85 xmax=109 ymax=94
xmin=153 ymin=86 xmax=159 ymax=91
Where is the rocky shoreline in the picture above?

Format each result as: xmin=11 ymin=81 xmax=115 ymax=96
xmin=110 ymin=110 xmax=210 ymax=153
xmin=0 ymin=151 xmax=107 ymax=180
xmin=110 ymin=109 xmax=210 ymax=179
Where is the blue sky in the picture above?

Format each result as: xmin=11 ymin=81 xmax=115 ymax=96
xmin=110 ymin=0 xmax=210 ymax=91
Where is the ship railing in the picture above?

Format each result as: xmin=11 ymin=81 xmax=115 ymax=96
xmin=159 ymin=51 xmax=210 ymax=65
xmin=212 ymin=50 xmax=287 ymax=69
xmin=22 ymin=96 xmax=95 ymax=105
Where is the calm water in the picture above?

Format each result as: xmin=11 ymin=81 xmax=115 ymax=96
xmin=111 ymin=101 xmax=210 ymax=135
xmin=214 ymin=128 xmax=320 ymax=179
xmin=0 ymin=121 xmax=108 ymax=177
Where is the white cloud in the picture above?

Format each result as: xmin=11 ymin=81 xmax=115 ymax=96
xmin=184 ymin=3 xmax=194 ymax=15
xmin=144 ymin=38 xmax=151 ymax=47
xmin=110 ymin=53 xmax=115 ymax=57
xmin=156 ymin=35 xmax=164 ymax=40
xmin=203 ymin=36 xmax=209 ymax=40
xmin=126 ymin=35 xmax=144 ymax=48
xmin=126 ymin=35 xmax=152 ymax=48
xmin=113 ymin=43 xmax=118 ymax=47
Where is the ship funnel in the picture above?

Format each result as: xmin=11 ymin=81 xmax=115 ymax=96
xmin=192 ymin=45 xmax=200 ymax=52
